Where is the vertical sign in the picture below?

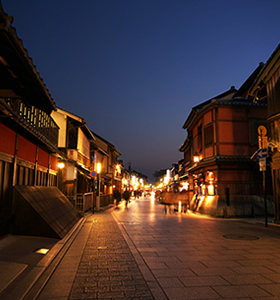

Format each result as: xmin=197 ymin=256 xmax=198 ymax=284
xmin=258 ymin=125 xmax=268 ymax=227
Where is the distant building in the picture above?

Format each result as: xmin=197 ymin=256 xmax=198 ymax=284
xmin=90 ymin=132 xmax=122 ymax=206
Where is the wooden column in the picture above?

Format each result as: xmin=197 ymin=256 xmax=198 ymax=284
xmin=12 ymin=133 xmax=18 ymax=186
xmin=33 ymin=146 xmax=39 ymax=186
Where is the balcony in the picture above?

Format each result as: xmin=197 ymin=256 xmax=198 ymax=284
xmin=68 ymin=149 xmax=90 ymax=169
xmin=1 ymin=97 xmax=59 ymax=147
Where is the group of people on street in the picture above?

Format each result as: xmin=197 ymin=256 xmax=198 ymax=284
xmin=113 ymin=189 xmax=132 ymax=209
xmin=155 ymin=189 xmax=191 ymax=213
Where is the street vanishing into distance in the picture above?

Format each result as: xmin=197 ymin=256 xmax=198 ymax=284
xmin=33 ymin=195 xmax=280 ymax=300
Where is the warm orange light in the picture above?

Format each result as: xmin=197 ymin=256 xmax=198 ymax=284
xmin=58 ymin=162 xmax=65 ymax=169
xmin=207 ymin=171 xmax=214 ymax=181
xmin=193 ymin=154 xmax=200 ymax=162
xmin=97 ymin=163 xmax=101 ymax=174
xmin=35 ymin=248 xmax=49 ymax=254
xmin=208 ymin=184 xmax=214 ymax=195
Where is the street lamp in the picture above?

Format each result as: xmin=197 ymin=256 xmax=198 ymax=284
xmin=96 ymin=162 xmax=101 ymax=211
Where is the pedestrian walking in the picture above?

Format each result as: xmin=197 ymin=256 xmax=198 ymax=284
xmin=114 ymin=190 xmax=121 ymax=208
xmin=123 ymin=189 xmax=130 ymax=209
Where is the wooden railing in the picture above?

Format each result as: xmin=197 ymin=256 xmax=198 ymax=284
xmin=68 ymin=149 xmax=90 ymax=169
xmin=71 ymin=193 xmax=112 ymax=212
xmin=2 ymin=98 xmax=59 ymax=147
xmin=76 ymin=192 xmax=95 ymax=212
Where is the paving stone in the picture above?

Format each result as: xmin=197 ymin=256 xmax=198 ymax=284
xmin=69 ymin=212 xmax=153 ymax=300
xmin=179 ymin=275 xmax=230 ymax=286
xmin=213 ymin=284 xmax=271 ymax=298
xmin=39 ymin=199 xmax=280 ymax=300
xmin=259 ymin=284 xmax=280 ymax=296
xmin=221 ymin=274 xmax=275 ymax=285
xmin=164 ymin=286 xmax=221 ymax=299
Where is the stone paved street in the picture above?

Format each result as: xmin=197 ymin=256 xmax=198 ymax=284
xmin=37 ymin=196 xmax=280 ymax=299
xmin=69 ymin=212 xmax=153 ymax=300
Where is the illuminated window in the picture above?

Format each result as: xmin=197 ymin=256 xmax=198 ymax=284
xmin=208 ymin=184 xmax=215 ymax=195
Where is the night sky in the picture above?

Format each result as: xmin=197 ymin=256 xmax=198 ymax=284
xmin=2 ymin=1 xmax=280 ymax=181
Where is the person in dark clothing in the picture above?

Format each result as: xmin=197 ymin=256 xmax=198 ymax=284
xmin=114 ymin=190 xmax=121 ymax=207
xmin=123 ymin=189 xmax=130 ymax=209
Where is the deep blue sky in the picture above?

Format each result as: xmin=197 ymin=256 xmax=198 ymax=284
xmin=2 ymin=1 xmax=280 ymax=181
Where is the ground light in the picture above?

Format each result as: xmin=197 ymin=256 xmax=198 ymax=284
xmin=34 ymin=248 xmax=49 ymax=254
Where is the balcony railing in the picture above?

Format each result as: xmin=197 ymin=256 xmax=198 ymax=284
xmin=2 ymin=98 xmax=59 ymax=147
xmin=68 ymin=149 xmax=90 ymax=169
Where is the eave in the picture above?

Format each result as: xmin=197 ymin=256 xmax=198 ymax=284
xmin=187 ymin=155 xmax=254 ymax=173
xmin=248 ymin=43 xmax=280 ymax=96
xmin=0 ymin=4 xmax=56 ymax=114
xmin=183 ymin=97 xmax=266 ymax=131
xmin=56 ymin=107 xmax=95 ymax=141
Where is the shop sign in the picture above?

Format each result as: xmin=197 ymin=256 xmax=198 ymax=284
xmin=259 ymin=157 xmax=266 ymax=171
xmin=258 ymin=125 xmax=268 ymax=149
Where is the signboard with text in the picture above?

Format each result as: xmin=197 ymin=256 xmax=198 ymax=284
xmin=259 ymin=157 xmax=266 ymax=171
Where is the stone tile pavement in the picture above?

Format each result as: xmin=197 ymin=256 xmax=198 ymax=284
xmin=69 ymin=212 xmax=155 ymax=300
xmin=25 ymin=197 xmax=280 ymax=299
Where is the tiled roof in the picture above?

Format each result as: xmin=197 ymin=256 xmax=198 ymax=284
xmin=214 ymin=99 xmax=267 ymax=107
xmin=214 ymin=155 xmax=253 ymax=162
xmin=187 ymin=155 xmax=254 ymax=172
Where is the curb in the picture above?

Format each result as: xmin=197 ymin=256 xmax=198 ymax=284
xmin=0 ymin=217 xmax=86 ymax=300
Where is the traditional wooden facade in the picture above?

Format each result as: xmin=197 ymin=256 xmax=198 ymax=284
xmin=0 ymin=5 xmax=81 ymax=238
xmin=90 ymin=132 xmax=122 ymax=206
xmin=248 ymin=43 xmax=280 ymax=222
xmin=51 ymin=108 xmax=95 ymax=209
xmin=180 ymin=86 xmax=272 ymax=217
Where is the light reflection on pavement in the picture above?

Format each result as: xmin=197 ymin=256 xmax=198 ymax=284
xmin=112 ymin=196 xmax=280 ymax=300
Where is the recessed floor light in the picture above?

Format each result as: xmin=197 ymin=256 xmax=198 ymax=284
xmin=34 ymin=248 xmax=49 ymax=254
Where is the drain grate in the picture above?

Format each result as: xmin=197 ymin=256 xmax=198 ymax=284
xmin=223 ymin=234 xmax=259 ymax=240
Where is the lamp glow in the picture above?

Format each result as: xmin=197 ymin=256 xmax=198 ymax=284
xmin=193 ymin=153 xmax=200 ymax=163
xmin=58 ymin=162 xmax=65 ymax=169
xmin=97 ymin=162 xmax=101 ymax=174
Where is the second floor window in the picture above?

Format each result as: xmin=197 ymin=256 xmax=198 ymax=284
xmin=198 ymin=124 xmax=202 ymax=152
xmin=204 ymin=124 xmax=213 ymax=147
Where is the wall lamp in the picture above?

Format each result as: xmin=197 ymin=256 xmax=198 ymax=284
xmin=193 ymin=153 xmax=200 ymax=163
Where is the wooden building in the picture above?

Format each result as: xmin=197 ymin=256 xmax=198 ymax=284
xmin=248 ymin=43 xmax=280 ymax=222
xmin=51 ymin=108 xmax=95 ymax=211
xmin=90 ymin=132 xmax=122 ymax=206
xmin=0 ymin=5 xmax=80 ymax=238
xmin=180 ymin=85 xmax=272 ymax=217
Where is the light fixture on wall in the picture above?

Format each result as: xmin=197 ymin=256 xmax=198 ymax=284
xmin=96 ymin=162 xmax=101 ymax=211
xmin=58 ymin=162 xmax=65 ymax=169
xmin=193 ymin=153 xmax=200 ymax=163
